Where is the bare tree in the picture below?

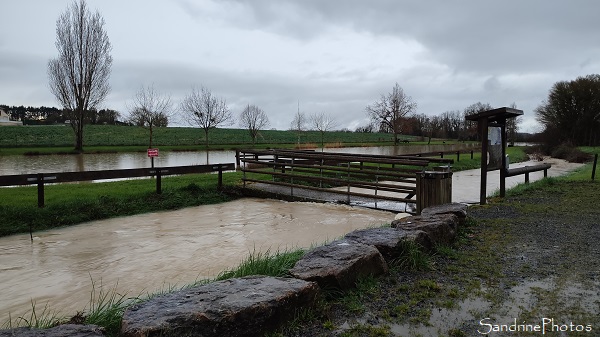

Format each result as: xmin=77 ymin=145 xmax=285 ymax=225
xmin=366 ymin=83 xmax=417 ymax=144
xmin=48 ymin=0 xmax=112 ymax=152
xmin=127 ymin=85 xmax=173 ymax=148
xmin=506 ymin=102 xmax=522 ymax=146
xmin=180 ymin=86 xmax=232 ymax=149
xmin=310 ymin=112 xmax=338 ymax=149
xmin=289 ymin=101 xmax=306 ymax=145
xmin=239 ymin=104 xmax=270 ymax=145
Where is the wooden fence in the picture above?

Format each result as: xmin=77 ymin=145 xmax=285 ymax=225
xmin=236 ymin=149 xmax=453 ymax=214
xmin=0 ymin=163 xmax=235 ymax=207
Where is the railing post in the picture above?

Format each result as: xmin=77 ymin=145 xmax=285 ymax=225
xmin=235 ymin=149 xmax=240 ymax=170
xmin=456 ymin=151 xmax=460 ymax=162
xmin=470 ymin=150 xmax=474 ymax=159
xmin=156 ymin=170 xmax=162 ymax=194
xmin=525 ymin=172 xmax=529 ymax=184
xmin=37 ymin=173 xmax=45 ymax=208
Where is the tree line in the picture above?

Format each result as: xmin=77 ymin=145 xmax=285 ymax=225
xmin=0 ymin=105 xmax=121 ymax=125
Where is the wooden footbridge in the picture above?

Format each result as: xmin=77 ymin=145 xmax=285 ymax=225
xmin=236 ymin=149 xmax=454 ymax=214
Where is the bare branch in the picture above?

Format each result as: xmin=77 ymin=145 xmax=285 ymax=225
xmin=239 ymin=104 xmax=270 ymax=145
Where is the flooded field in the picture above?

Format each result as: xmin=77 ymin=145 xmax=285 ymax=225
xmin=0 ymin=198 xmax=395 ymax=322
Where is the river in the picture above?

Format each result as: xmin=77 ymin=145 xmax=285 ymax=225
xmin=0 ymin=144 xmax=479 ymax=176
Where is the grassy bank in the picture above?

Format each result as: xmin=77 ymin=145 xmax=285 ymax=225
xmin=0 ymin=125 xmax=402 ymax=153
xmin=0 ymin=172 xmax=244 ymax=237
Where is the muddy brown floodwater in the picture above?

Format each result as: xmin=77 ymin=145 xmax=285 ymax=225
xmin=0 ymin=198 xmax=395 ymax=323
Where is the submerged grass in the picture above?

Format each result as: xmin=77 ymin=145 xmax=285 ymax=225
xmin=0 ymin=172 xmax=244 ymax=237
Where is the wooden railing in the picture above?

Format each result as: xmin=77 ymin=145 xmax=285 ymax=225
xmin=0 ymin=163 xmax=235 ymax=207
xmin=236 ymin=149 xmax=453 ymax=214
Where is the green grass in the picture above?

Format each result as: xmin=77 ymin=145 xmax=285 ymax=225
xmin=0 ymin=125 xmax=398 ymax=152
xmin=0 ymin=172 xmax=244 ymax=237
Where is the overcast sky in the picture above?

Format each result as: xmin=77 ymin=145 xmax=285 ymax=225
xmin=1 ymin=1 xmax=599 ymax=132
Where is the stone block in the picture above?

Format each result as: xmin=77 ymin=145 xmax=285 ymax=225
xmin=289 ymin=239 xmax=388 ymax=290
xmin=0 ymin=325 xmax=105 ymax=337
xmin=421 ymin=203 xmax=468 ymax=226
xmin=344 ymin=227 xmax=432 ymax=259
xmin=391 ymin=214 xmax=459 ymax=246
xmin=121 ymin=276 xmax=319 ymax=337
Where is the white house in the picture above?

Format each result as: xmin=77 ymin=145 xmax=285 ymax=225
xmin=0 ymin=108 xmax=23 ymax=126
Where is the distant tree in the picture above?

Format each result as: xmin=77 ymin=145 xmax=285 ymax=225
xmin=127 ymin=85 xmax=173 ymax=148
xmin=463 ymin=102 xmax=493 ymax=141
xmin=506 ymin=102 xmax=523 ymax=146
xmin=366 ymin=83 xmax=417 ymax=144
xmin=180 ymin=86 xmax=232 ymax=148
xmin=290 ymin=102 xmax=307 ymax=145
xmin=309 ymin=112 xmax=338 ymax=150
xmin=355 ymin=122 xmax=375 ymax=133
xmin=47 ymin=0 xmax=112 ymax=152
xmin=97 ymin=109 xmax=121 ymax=125
xmin=239 ymin=104 xmax=270 ymax=145
xmin=536 ymin=74 xmax=600 ymax=146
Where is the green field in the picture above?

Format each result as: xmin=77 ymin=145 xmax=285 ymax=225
xmin=0 ymin=125 xmax=403 ymax=153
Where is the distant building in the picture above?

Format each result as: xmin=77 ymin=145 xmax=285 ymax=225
xmin=0 ymin=108 xmax=23 ymax=126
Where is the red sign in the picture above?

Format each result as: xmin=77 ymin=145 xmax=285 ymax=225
xmin=147 ymin=148 xmax=159 ymax=157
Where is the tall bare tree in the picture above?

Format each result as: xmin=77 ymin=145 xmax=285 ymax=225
xmin=290 ymin=101 xmax=306 ymax=145
xmin=180 ymin=86 xmax=232 ymax=148
xmin=127 ymin=85 xmax=173 ymax=148
xmin=48 ymin=0 xmax=112 ymax=152
xmin=310 ymin=112 xmax=338 ymax=150
xmin=239 ymin=104 xmax=270 ymax=145
xmin=366 ymin=83 xmax=417 ymax=144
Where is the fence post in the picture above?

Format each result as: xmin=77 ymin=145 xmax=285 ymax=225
xmin=592 ymin=154 xmax=598 ymax=180
xmin=156 ymin=170 xmax=162 ymax=194
xmin=37 ymin=173 xmax=45 ymax=208
xmin=456 ymin=151 xmax=460 ymax=162
xmin=470 ymin=150 xmax=474 ymax=159
xmin=525 ymin=172 xmax=529 ymax=184
xmin=235 ymin=150 xmax=240 ymax=170
xmin=218 ymin=165 xmax=223 ymax=191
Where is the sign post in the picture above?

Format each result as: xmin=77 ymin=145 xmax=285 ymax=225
xmin=147 ymin=148 xmax=159 ymax=168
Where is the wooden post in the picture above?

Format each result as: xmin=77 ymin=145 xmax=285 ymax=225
xmin=479 ymin=118 xmax=489 ymax=205
xmin=500 ymin=121 xmax=507 ymax=198
xmin=37 ymin=173 xmax=44 ymax=208
xmin=456 ymin=151 xmax=460 ymax=162
xmin=592 ymin=154 xmax=598 ymax=180
xmin=235 ymin=150 xmax=240 ymax=170
xmin=544 ymin=169 xmax=548 ymax=178
xmin=470 ymin=150 xmax=474 ymax=159
xmin=217 ymin=165 xmax=223 ymax=191
xmin=156 ymin=170 xmax=162 ymax=194
xmin=525 ymin=172 xmax=529 ymax=183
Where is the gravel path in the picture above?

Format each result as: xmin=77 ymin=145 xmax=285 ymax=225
xmin=277 ymin=179 xmax=600 ymax=337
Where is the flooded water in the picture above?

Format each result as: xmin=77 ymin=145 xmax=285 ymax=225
xmin=0 ymin=144 xmax=479 ymax=176
xmin=0 ymin=198 xmax=395 ymax=323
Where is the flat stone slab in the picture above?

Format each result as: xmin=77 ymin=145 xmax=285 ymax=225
xmin=0 ymin=325 xmax=105 ymax=337
xmin=421 ymin=203 xmax=468 ymax=225
xmin=121 ymin=276 xmax=319 ymax=337
xmin=289 ymin=239 xmax=388 ymax=290
xmin=391 ymin=214 xmax=459 ymax=246
xmin=344 ymin=227 xmax=432 ymax=259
